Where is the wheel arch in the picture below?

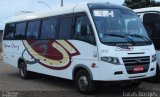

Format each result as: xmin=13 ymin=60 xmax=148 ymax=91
xmin=72 ymin=64 xmax=93 ymax=81
xmin=17 ymin=57 xmax=26 ymax=68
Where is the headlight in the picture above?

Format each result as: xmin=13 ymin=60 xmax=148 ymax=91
xmin=152 ymin=54 xmax=157 ymax=62
xmin=101 ymin=57 xmax=120 ymax=65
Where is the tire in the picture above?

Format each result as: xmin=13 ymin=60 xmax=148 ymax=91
xmin=19 ymin=61 xmax=31 ymax=79
xmin=123 ymin=80 xmax=141 ymax=88
xmin=152 ymin=64 xmax=160 ymax=83
xmin=143 ymin=64 xmax=160 ymax=82
xmin=75 ymin=69 xmax=94 ymax=94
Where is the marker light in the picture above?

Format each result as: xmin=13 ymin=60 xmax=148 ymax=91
xmin=91 ymin=63 xmax=96 ymax=68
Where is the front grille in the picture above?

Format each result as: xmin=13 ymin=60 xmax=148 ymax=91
xmin=122 ymin=56 xmax=150 ymax=74
xmin=123 ymin=56 xmax=150 ymax=66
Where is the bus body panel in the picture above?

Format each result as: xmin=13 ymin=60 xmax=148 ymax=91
xmin=3 ymin=40 xmax=59 ymax=76
xmin=3 ymin=40 xmax=156 ymax=81
xmin=58 ymin=40 xmax=98 ymax=79
xmin=3 ymin=3 xmax=157 ymax=82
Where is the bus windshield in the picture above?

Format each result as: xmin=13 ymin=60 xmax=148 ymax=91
xmin=92 ymin=9 xmax=151 ymax=44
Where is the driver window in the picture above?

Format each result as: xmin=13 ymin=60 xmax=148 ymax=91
xmin=73 ymin=15 xmax=96 ymax=45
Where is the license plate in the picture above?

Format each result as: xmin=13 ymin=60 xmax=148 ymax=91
xmin=133 ymin=66 xmax=144 ymax=72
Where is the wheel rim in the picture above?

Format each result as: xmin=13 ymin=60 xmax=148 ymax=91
xmin=78 ymin=75 xmax=88 ymax=91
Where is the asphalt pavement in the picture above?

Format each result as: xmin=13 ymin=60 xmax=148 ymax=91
xmin=0 ymin=61 xmax=160 ymax=97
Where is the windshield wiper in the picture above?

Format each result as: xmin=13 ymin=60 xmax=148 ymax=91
xmin=126 ymin=34 xmax=150 ymax=42
xmin=104 ymin=34 xmax=135 ymax=43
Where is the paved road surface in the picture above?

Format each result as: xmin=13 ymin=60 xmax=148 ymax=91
xmin=0 ymin=61 xmax=160 ymax=97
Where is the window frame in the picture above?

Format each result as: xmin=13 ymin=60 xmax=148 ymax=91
xmin=58 ymin=15 xmax=74 ymax=39
xmin=143 ymin=12 xmax=160 ymax=39
xmin=26 ymin=19 xmax=41 ymax=40
xmin=14 ymin=22 xmax=27 ymax=40
xmin=3 ymin=12 xmax=96 ymax=44
xmin=72 ymin=13 xmax=96 ymax=45
xmin=40 ymin=17 xmax=59 ymax=40
xmin=4 ymin=23 xmax=16 ymax=40
xmin=56 ymin=12 xmax=96 ymax=45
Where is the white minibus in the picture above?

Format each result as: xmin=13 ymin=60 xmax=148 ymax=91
xmin=134 ymin=7 xmax=160 ymax=82
xmin=3 ymin=3 xmax=157 ymax=94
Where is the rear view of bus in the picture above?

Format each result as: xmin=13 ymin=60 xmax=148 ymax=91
xmin=2 ymin=2 xmax=157 ymax=94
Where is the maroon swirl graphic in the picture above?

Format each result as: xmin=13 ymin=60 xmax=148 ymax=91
xmin=23 ymin=40 xmax=80 ymax=70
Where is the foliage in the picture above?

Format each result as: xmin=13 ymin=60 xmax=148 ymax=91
xmin=124 ymin=0 xmax=160 ymax=9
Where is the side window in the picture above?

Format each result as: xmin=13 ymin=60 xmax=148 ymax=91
xmin=59 ymin=17 xmax=72 ymax=39
xmin=27 ymin=20 xmax=40 ymax=39
xmin=15 ymin=22 xmax=26 ymax=39
xmin=143 ymin=13 xmax=160 ymax=38
xmin=41 ymin=17 xmax=57 ymax=39
xmin=4 ymin=23 xmax=15 ymax=40
xmin=74 ymin=15 xmax=95 ymax=44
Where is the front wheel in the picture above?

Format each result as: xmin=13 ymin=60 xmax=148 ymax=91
xmin=75 ymin=70 xmax=94 ymax=94
xmin=19 ymin=61 xmax=31 ymax=79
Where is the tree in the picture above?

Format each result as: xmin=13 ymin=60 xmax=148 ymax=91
xmin=124 ymin=0 xmax=160 ymax=9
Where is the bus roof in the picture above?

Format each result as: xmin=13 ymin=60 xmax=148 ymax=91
xmin=7 ymin=4 xmax=79 ymax=23
xmin=134 ymin=7 xmax=160 ymax=13
xmin=7 ymin=2 xmax=130 ymax=23
xmin=88 ymin=2 xmax=129 ymax=10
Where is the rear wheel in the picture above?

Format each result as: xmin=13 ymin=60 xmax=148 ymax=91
xmin=19 ymin=61 xmax=31 ymax=79
xmin=75 ymin=69 xmax=94 ymax=94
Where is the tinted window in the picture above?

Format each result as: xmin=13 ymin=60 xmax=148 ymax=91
xmin=144 ymin=13 xmax=160 ymax=21
xmin=59 ymin=17 xmax=72 ymax=39
xmin=4 ymin=23 xmax=15 ymax=40
xmin=27 ymin=20 xmax=40 ymax=39
xmin=92 ymin=9 xmax=149 ymax=43
xmin=143 ymin=13 xmax=160 ymax=38
xmin=73 ymin=16 xmax=95 ymax=44
xmin=75 ymin=16 xmax=93 ymax=35
xmin=15 ymin=22 xmax=26 ymax=39
xmin=41 ymin=18 xmax=57 ymax=39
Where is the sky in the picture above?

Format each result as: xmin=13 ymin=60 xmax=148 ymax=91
xmin=0 ymin=0 xmax=125 ymax=30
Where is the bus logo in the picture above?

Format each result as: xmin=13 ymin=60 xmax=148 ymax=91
xmin=135 ymin=59 xmax=142 ymax=63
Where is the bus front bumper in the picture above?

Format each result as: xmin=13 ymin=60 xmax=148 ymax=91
xmin=91 ymin=61 xmax=157 ymax=81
